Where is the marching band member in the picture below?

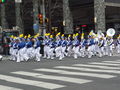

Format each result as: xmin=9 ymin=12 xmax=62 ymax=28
xmin=43 ymin=33 xmax=50 ymax=59
xmin=106 ymin=36 xmax=114 ymax=56
xmin=47 ymin=35 xmax=56 ymax=59
xmin=33 ymin=34 xmax=41 ymax=62
xmin=17 ymin=34 xmax=26 ymax=62
xmin=26 ymin=34 xmax=34 ymax=60
xmin=66 ymin=35 xmax=73 ymax=57
xmin=9 ymin=35 xmax=14 ymax=60
xmin=87 ymin=34 xmax=96 ymax=58
xmin=11 ymin=37 xmax=19 ymax=61
xmin=55 ymin=33 xmax=62 ymax=60
xmin=97 ymin=37 xmax=105 ymax=57
xmin=60 ymin=34 xmax=67 ymax=60
xmin=72 ymin=33 xmax=81 ymax=59
xmin=80 ymin=33 xmax=86 ymax=57
xmin=116 ymin=35 xmax=120 ymax=54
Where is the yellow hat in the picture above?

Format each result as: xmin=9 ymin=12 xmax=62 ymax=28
xmin=76 ymin=33 xmax=79 ymax=36
xmin=10 ymin=35 xmax=14 ymax=38
xmin=81 ymin=33 xmax=84 ymax=39
xmin=28 ymin=34 xmax=31 ymax=38
xmin=73 ymin=34 xmax=76 ymax=38
xmin=24 ymin=36 xmax=27 ymax=39
xmin=56 ymin=32 xmax=61 ymax=36
xmin=68 ymin=34 xmax=71 ymax=37
xmin=50 ymin=35 xmax=53 ymax=38
xmin=14 ymin=37 xmax=17 ymax=39
xmin=19 ymin=34 xmax=24 ymax=38
xmin=62 ymin=34 xmax=64 ymax=37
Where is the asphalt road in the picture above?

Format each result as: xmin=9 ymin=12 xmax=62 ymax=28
xmin=0 ymin=55 xmax=120 ymax=90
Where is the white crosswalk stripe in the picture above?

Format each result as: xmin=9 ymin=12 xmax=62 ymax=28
xmin=34 ymin=68 xmax=115 ymax=79
xmin=11 ymin=71 xmax=92 ymax=84
xmin=0 ymin=74 xmax=65 ymax=90
xmin=0 ymin=85 xmax=23 ymax=90
xmin=90 ymin=62 xmax=120 ymax=66
xmin=54 ymin=66 xmax=120 ymax=74
xmin=72 ymin=64 xmax=120 ymax=70
xmin=102 ymin=61 xmax=120 ymax=64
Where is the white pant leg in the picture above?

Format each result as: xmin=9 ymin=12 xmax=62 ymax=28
xmin=35 ymin=47 xmax=41 ymax=61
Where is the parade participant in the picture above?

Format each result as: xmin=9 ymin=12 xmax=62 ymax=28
xmin=87 ymin=32 xmax=96 ymax=58
xmin=47 ymin=35 xmax=56 ymax=59
xmin=55 ymin=32 xmax=62 ymax=60
xmin=26 ymin=34 xmax=34 ymax=60
xmin=80 ymin=33 xmax=86 ymax=57
xmin=72 ymin=33 xmax=81 ymax=59
xmin=106 ymin=36 xmax=114 ymax=56
xmin=33 ymin=34 xmax=41 ymax=62
xmin=17 ymin=34 xmax=26 ymax=62
xmin=116 ymin=35 xmax=120 ymax=53
xmin=59 ymin=34 xmax=67 ymax=60
xmin=12 ymin=37 xmax=19 ymax=61
xmin=43 ymin=33 xmax=50 ymax=59
xmin=97 ymin=37 xmax=105 ymax=57
xmin=66 ymin=35 xmax=73 ymax=57
xmin=9 ymin=35 xmax=14 ymax=60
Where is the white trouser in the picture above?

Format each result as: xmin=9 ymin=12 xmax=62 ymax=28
xmin=43 ymin=45 xmax=50 ymax=58
xmin=107 ymin=45 xmax=113 ymax=56
xmin=59 ymin=46 xmax=67 ymax=60
xmin=17 ymin=47 xmax=29 ymax=62
xmin=12 ymin=49 xmax=18 ymax=61
xmin=73 ymin=46 xmax=81 ymax=59
xmin=117 ymin=44 xmax=120 ymax=53
xmin=55 ymin=46 xmax=62 ymax=58
xmin=0 ymin=55 xmax=2 ymax=60
xmin=34 ymin=47 xmax=41 ymax=61
xmin=80 ymin=47 xmax=86 ymax=57
xmin=48 ymin=48 xmax=55 ymax=59
xmin=67 ymin=46 xmax=72 ymax=57
xmin=26 ymin=47 xmax=34 ymax=59
xmin=87 ymin=45 xmax=94 ymax=58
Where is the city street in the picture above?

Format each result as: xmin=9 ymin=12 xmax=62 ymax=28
xmin=0 ymin=54 xmax=120 ymax=90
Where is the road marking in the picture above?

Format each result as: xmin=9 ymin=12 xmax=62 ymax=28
xmin=73 ymin=64 xmax=120 ymax=70
xmin=34 ymin=68 xmax=115 ymax=79
xmin=54 ymin=66 xmax=120 ymax=74
xmin=102 ymin=61 xmax=120 ymax=64
xmin=0 ymin=74 xmax=65 ymax=90
xmin=0 ymin=85 xmax=23 ymax=90
xmin=90 ymin=62 xmax=120 ymax=66
xmin=11 ymin=71 xmax=92 ymax=84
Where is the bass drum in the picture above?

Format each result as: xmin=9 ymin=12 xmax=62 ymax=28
xmin=107 ymin=28 xmax=115 ymax=37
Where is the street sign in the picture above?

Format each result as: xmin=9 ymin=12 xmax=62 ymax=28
xmin=15 ymin=0 xmax=22 ymax=3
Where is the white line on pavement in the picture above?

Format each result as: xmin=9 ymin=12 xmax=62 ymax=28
xmin=11 ymin=71 xmax=92 ymax=84
xmin=0 ymin=85 xmax=23 ymax=90
xmin=72 ymin=64 xmax=120 ymax=70
xmin=0 ymin=74 xmax=65 ymax=90
xmin=34 ymin=68 xmax=115 ymax=79
xmin=102 ymin=61 xmax=120 ymax=64
xmin=54 ymin=66 xmax=120 ymax=74
xmin=90 ymin=62 xmax=120 ymax=66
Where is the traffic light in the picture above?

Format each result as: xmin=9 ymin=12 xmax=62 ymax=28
xmin=0 ymin=0 xmax=5 ymax=3
xmin=38 ymin=14 xmax=43 ymax=24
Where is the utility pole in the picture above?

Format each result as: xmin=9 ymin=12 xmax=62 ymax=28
xmin=15 ymin=0 xmax=24 ymax=33
xmin=48 ymin=0 xmax=52 ymax=33
xmin=42 ymin=0 xmax=46 ymax=36
xmin=0 ymin=3 xmax=8 ymax=29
